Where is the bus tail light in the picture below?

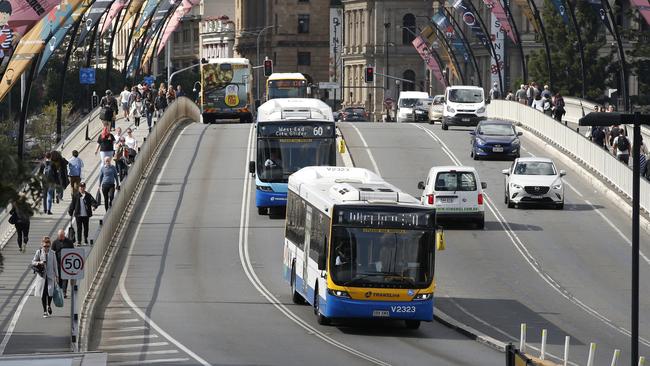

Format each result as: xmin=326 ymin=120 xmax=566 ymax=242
xmin=327 ymin=289 xmax=351 ymax=298
xmin=413 ymin=293 xmax=432 ymax=301
xmin=478 ymin=193 xmax=484 ymax=205
xmin=427 ymin=194 xmax=434 ymax=205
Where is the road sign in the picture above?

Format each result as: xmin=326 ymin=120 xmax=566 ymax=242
xmin=384 ymin=97 xmax=394 ymax=107
xmin=79 ymin=68 xmax=95 ymax=85
xmin=318 ymin=82 xmax=340 ymax=89
xmin=60 ymin=248 xmax=85 ymax=280
xmin=143 ymin=75 xmax=155 ymax=86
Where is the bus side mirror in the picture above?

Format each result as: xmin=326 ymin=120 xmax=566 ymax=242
xmin=435 ymin=226 xmax=445 ymax=251
xmin=249 ymin=161 xmax=255 ymax=174
xmin=417 ymin=181 xmax=425 ymax=190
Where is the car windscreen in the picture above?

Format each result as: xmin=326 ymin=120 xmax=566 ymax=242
xmin=513 ymin=162 xmax=556 ymax=175
xmin=448 ymin=89 xmax=483 ymax=103
xmin=434 ymin=172 xmax=477 ymax=191
xmin=345 ymin=108 xmax=366 ymax=114
xmin=478 ymin=124 xmax=515 ymax=136
xmin=398 ymin=98 xmax=419 ymax=108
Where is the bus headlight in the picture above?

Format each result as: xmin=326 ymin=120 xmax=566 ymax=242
xmin=413 ymin=293 xmax=432 ymax=301
xmin=327 ymin=289 xmax=351 ymax=298
xmin=256 ymin=185 xmax=274 ymax=192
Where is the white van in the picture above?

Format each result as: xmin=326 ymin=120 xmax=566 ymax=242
xmin=442 ymin=85 xmax=486 ymax=130
xmin=396 ymin=91 xmax=430 ymax=123
xmin=417 ymin=166 xmax=487 ymax=229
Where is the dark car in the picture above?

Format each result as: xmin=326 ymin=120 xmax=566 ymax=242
xmin=340 ymin=107 xmax=369 ymax=122
xmin=470 ymin=120 xmax=522 ymax=160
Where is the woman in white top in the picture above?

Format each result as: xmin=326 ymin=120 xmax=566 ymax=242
xmin=130 ymin=96 xmax=143 ymax=129
xmin=531 ymin=94 xmax=545 ymax=112
xmin=124 ymin=128 xmax=138 ymax=150
xmin=32 ymin=236 xmax=58 ymax=317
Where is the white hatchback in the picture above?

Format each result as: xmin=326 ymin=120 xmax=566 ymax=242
xmin=502 ymin=157 xmax=566 ymax=209
xmin=418 ymin=166 xmax=487 ymax=229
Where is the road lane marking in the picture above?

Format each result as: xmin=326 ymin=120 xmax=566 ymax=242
xmin=348 ymin=123 xmax=381 ymax=175
xmin=117 ymin=124 xmax=211 ymax=366
xmin=108 ymin=358 xmax=190 ymax=365
xmin=0 ymin=281 xmax=35 ymax=355
xmin=414 ymin=123 xmax=650 ymax=348
xmin=103 ymin=319 xmax=140 ymax=324
xmin=109 ymin=350 xmax=179 ymax=357
xmin=103 ymin=326 xmax=149 ymax=333
xmin=108 ymin=334 xmax=159 ymax=341
xmin=104 ymin=310 xmax=133 ymax=316
xmin=238 ymin=124 xmax=392 ymax=366
xmin=100 ymin=342 xmax=170 ymax=350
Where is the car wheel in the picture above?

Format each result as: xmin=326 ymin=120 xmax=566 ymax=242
xmin=405 ymin=320 xmax=421 ymax=329
xmin=441 ymin=122 xmax=448 ymax=130
xmin=314 ymin=287 xmax=330 ymax=325
xmin=556 ymin=201 xmax=564 ymax=210
xmin=429 ymin=120 xmax=434 ymax=125
xmin=476 ymin=219 xmax=485 ymax=230
xmin=473 ymin=150 xmax=479 ymax=160
xmin=506 ymin=190 xmax=515 ymax=208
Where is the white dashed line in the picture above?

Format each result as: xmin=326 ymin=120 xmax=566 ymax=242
xmin=103 ymin=326 xmax=149 ymax=333
xmin=108 ymin=334 xmax=159 ymax=341
xmin=100 ymin=342 xmax=170 ymax=350
xmin=108 ymin=358 xmax=190 ymax=365
xmin=109 ymin=350 xmax=179 ymax=357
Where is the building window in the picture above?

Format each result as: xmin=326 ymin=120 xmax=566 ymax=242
xmin=298 ymin=52 xmax=311 ymax=65
xmin=402 ymin=14 xmax=416 ymax=44
xmin=402 ymin=70 xmax=416 ymax=91
xmin=298 ymin=14 xmax=310 ymax=33
xmin=183 ymin=29 xmax=190 ymax=42
xmin=174 ymin=32 xmax=180 ymax=43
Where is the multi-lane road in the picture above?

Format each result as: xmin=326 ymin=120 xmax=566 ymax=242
xmin=89 ymin=121 xmax=649 ymax=365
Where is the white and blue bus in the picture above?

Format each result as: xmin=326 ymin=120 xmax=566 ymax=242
xmin=249 ymin=99 xmax=337 ymax=215
xmin=283 ymin=167 xmax=445 ymax=329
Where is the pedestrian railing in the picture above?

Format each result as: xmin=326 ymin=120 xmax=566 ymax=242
xmin=488 ymin=100 xmax=650 ymax=214
xmin=76 ymin=97 xmax=200 ymax=352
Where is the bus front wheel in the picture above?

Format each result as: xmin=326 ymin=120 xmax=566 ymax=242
xmin=314 ymin=287 xmax=330 ymax=325
xmin=405 ymin=320 xmax=421 ymax=329
xmin=258 ymin=207 xmax=267 ymax=215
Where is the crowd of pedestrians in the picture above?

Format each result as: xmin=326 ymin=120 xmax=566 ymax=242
xmin=502 ymin=81 xmax=566 ymax=122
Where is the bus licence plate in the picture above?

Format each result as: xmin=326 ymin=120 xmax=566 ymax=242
xmin=492 ymin=146 xmax=504 ymax=152
xmin=373 ymin=310 xmax=390 ymax=317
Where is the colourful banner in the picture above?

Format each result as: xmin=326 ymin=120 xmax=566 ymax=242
xmin=550 ymin=0 xmax=570 ymax=25
xmin=481 ymin=0 xmax=517 ymax=44
xmin=37 ymin=0 xmax=91 ymax=73
xmin=452 ymin=0 xmax=490 ymax=47
xmin=432 ymin=10 xmax=470 ymax=62
xmin=412 ymin=35 xmax=446 ymax=89
xmin=586 ymin=0 xmax=613 ymax=35
xmin=0 ymin=0 xmax=86 ymax=100
xmin=421 ymin=25 xmax=459 ymax=81
xmin=139 ymin=0 xmax=178 ymax=69
xmin=120 ymin=0 xmax=142 ymax=25
xmin=6 ymin=0 xmax=60 ymax=38
xmin=135 ymin=0 xmax=159 ymax=30
xmin=76 ymin=0 xmax=114 ymax=46
xmin=100 ymin=0 xmax=127 ymax=35
xmin=630 ymin=0 xmax=650 ymax=25
xmin=156 ymin=0 xmax=196 ymax=55
xmin=512 ymin=0 xmax=540 ymax=34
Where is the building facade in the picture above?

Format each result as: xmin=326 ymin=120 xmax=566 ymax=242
xmin=200 ymin=16 xmax=236 ymax=59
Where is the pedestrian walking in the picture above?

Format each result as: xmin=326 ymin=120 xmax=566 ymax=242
xmin=607 ymin=123 xmax=621 ymax=148
xmin=120 ymin=86 xmax=131 ymax=122
xmin=124 ymin=128 xmax=138 ymax=151
xmin=489 ymin=82 xmax=501 ymax=100
xmin=167 ymin=87 xmax=176 ymax=105
xmin=68 ymin=182 xmax=98 ymax=245
xmin=52 ymin=229 xmax=74 ymax=298
xmin=613 ymin=129 xmax=631 ymax=165
xmin=114 ymin=137 xmax=129 ymax=181
xmin=95 ymin=127 xmax=115 ymax=162
xmin=67 ymin=150 xmax=83 ymax=199
xmin=9 ymin=201 xmax=32 ymax=252
xmin=130 ymin=95 xmax=143 ymax=129
xmin=637 ymin=135 xmax=649 ymax=177
xmin=531 ymin=94 xmax=544 ymax=112
xmin=176 ymin=85 xmax=184 ymax=98
xmin=607 ymin=105 xmax=615 ymax=113
xmin=99 ymin=156 xmax=120 ymax=211
xmin=552 ymin=93 xmax=566 ymax=122
xmin=32 ymin=236 xmax=58 ymax=317
xmin=155 ymin=89 xmax=168 ymax=118
xmin=100 ymin=90 xmax=119 ymax=130
xmin=541 ymin=85 xmax=551 ymax=99
xmin=142 ymin=84 xmax=155 ymax=132
xmin=515 ymin=84 xmax=527 ymax=105
xmin=505 ymin=90 xmax=514 ymax=101
xmin=113 ymin=127 xmax=123 ymax=143
xmin=542 ymin=95 xmax=554 ymax=117
xmin=526 ymin=81 xmax=535 ymax=106
xmin=591 ymin=126 xmax=607 ymax=149
xmin=39 ymin=152 xmax=59 ymax=215
xmin=50 ymin=150 xmax=69 ymax=203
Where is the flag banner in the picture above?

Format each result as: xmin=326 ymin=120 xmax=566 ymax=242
xmin=452 ymin=0 xmax=491 ymax=47
xmin=586 ymin=0 xmax=613 ymax=35
xmin=629 ymin=0 xmax=650 ymax=26
xmin=512 ymin=0 xmax=540 ymax=33
xmin=0 ymin=0 xmax=60 ymax=60
xmin=549 ymin=0 xmax=570 ymax=25
xmin=422 ymin=25 xmax=459 ymax=81
xmin=139 ymin=2 xmax=177 ymax=69
xmin=126 ymin=39 xmax=142 ymax=76
xmin=135 ymin=0 xmax=159 ymax=30
xmin=432 ymin=10 xmax=470 ymax=62
xmin=120 ymin=0 xmax=142 ymax=25
xmin=0 ymin=0 xmax=86 ymax=100
xmin=412 ymin=34 xmax=446 ymax=89
xmin=37 ymin=0 xmax=91 ymax=73
xmin=481 ymin=0 xmax=518 ymax=44
xmin=76 ymin=0 xmax=113 ymax=46
xmin=490 ymin=12 xmax=505 ymax=88
xmin=155 ymin=0 xmax=196 ymax=55
xmin=100 ymin=0 xmax=127 ymax=35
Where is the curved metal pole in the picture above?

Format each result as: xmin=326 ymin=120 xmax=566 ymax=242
xmin=528 ymin=0 xmax=553 ymax=89
xmin=466 ymin=0 xmax=504 ymax=94
xmin=425 ymin=23 xmax=466 ymax=84
xmin=146 ymin=9 xmax=174 ymax=75
xmin=56 ymin=18 xmax=83 ymax=143
xmin=18 ymin=55 xmax=41 ymax=159
xmin=106 ymin=7 xmax=125 ymax=93
xmin=444 ymin=8 xmax=483 ymax=87
xmin=565 ymin=0 xmax=586 ymax=99
xmin=85 ymin=22 xmax=99 ymax=67
xmin=601 ymin=0 xmax=628 ymax=112
xmin=502 ymin=0 xmax=527 ymax=86
xmin=122 ymin=19 xmax=138 ymax=81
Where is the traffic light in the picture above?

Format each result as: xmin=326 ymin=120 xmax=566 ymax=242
xmin=365 ymin=66 xmax=374 ymax=83
xmin=264 ymin=58 xmax=273 ymax=77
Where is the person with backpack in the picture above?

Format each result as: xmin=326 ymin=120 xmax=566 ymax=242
xmin=39 ymin=152 xmax=60 ymax=215
xmin=489 ymin=82 xmax=501 ymax=100
xmin=607 ymin=123 xmax=621 ymax=149
xmin=591 ymin=126 xmax=607 ymax=149
xmin=9 ymin=201 xmax=32 ymax=252
xmin=50 ymin=150 xmax=69 ymax=204
xmin=613 ymin=129 xmax=631 ymax=165
xmin=100 ymin=90 xmax=119 ymax=130
xmin=142 ymin=85 xmax=155 ymax=132
xmin=32 ymin=236 xmax=58 ymax=317
xmin=155 ymin=89 xmax=168 ymax=118
xmin=542 ymin=95 xmax=553 ymax=117
xmin=552 ymin=93 xmax=566 ymax=122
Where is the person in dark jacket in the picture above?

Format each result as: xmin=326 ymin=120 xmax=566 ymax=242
xmin=100 ymin=90 xmax=119 ymax=129
xmin=155 ymin=89 xmax=168 ymax=118
xmin=9 ymin=201 xmax=32 ymax=252
xmin=52 ymin=229 xmax=74 ymax=297
xmin=50 ymin=150 xmax=69 ymax=203
xmin=68 ymin=182 xmax=98 ymax=245
xmin=142 ymin=85 xmax=156 ymax=132
xmin=99 ymin=156 xmax=120 ymax=210
xmin=38 ymin=152 xmax=60 ymax=215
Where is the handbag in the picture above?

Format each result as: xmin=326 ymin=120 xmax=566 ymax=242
xmin=30 ymin=249 xmax=45 ymax=277
xmin=95 ymin=187 xmax=102 ymax=207
xmin=101 ymin=106 xmax=114 ymax=121
xmin=67 ymin=216 xmax=76 ymax=240
xmin=8 ymin=213 xmax=16 ymax=225
xmin=53 ymin=283 xmax=64 ymax=307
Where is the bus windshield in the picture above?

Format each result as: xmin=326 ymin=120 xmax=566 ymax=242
xmin=256 ymin=138 xmax=335 ymax=183
xmin=268 ymin=80 xmax=308 ymax=99
xmin=330 ymin=227 xmax=434 ymax=289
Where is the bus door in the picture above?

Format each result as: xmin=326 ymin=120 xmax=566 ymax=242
xmin=303 ymin=205 xmax=313 ymax=295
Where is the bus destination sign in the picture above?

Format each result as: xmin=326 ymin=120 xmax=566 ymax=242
xmin=334 ymin=206 xmax=435 ymax=230
xmin=259 ymin=124 xmax=335 ymax=138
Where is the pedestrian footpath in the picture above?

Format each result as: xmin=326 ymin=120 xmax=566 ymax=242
xmin=0 ymin=115 xmax=151 ymax=355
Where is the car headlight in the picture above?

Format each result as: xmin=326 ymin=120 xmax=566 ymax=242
xmin=476 ymin=107 xmax=486 ymax=114
xmin=511 ymin=139 xmax=520 ymax=146
xmin=476 ymin=138 xmax=486 ymax=145
xmin=511 ymin=183 xmax=522 ymax=190
xmin=552 ymin=183 xmax=562 ymax=190
xmin=446 ymin=105 xmax=455 ymax=113
xmin=413 ymin=293 xmax=432 ymax=301
xmin=327 ymin=289 xmax=351 ymax=298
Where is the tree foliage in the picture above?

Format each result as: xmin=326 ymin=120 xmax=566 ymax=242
xmin=527 ymin=0 xmax=612 ymax=101
xmin=0 ymin=133 xmax=42 ymax=215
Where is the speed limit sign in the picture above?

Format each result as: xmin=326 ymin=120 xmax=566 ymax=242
xmin=60 ymin=248 xmax=85 ymax=280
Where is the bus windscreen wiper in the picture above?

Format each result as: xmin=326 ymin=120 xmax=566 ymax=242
xmin=343 ymin=273 xmax=384 ymax=286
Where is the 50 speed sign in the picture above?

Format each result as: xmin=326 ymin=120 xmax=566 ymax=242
xmin=60 ymin=248 xmax=85 ymax=280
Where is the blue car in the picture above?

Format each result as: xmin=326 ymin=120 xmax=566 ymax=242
xmin=470 ymin=120 xmax=522 ymax=160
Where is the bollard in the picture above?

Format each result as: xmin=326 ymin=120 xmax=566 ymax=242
xmin=540 ymin=329 xmax=547 ymax=360
xmin=90 ymin=239 xmax=94 ymax=246
xmin=520 ymin=323 xmax=527 ymax=353
xmin=563 ymin=336 xmax=570 ymax=366
xmin=99 ymin=219 xmax=103 ymax=226
xmin=640 ymin=356 xmax=646 ymax=366
xmin=586 ymin=342 xmax=596 ymax=366
xmin=610 ymin=349 xmax=620 ymax=366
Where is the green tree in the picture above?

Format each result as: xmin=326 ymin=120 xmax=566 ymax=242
xmin=0 ymin=133 xmax=42 ymax=214
xmin=620 ymin=21 xmax=650 ymax=110
xmin=528 ymin=0 xmax=612 ymax=101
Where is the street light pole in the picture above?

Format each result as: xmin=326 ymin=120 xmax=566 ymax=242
xmin=256 ymin=25 xmax=276 ymax=102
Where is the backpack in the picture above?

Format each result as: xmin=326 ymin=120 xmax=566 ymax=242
xmin=617 ymin=135 xmax=630 ymax=152
xmin=543 ymin=100 xmax=552 ymax=111
xmin=43 ymin=161 xmax=58 ymax=183
xmin=609 ymin=126 xmax=620 ymax=145
xmin=592 ymin=127 xmax=605 ymax=142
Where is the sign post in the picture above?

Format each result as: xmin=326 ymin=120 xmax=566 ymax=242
xmin=61 ymin=248 xmax=85 ymax=350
